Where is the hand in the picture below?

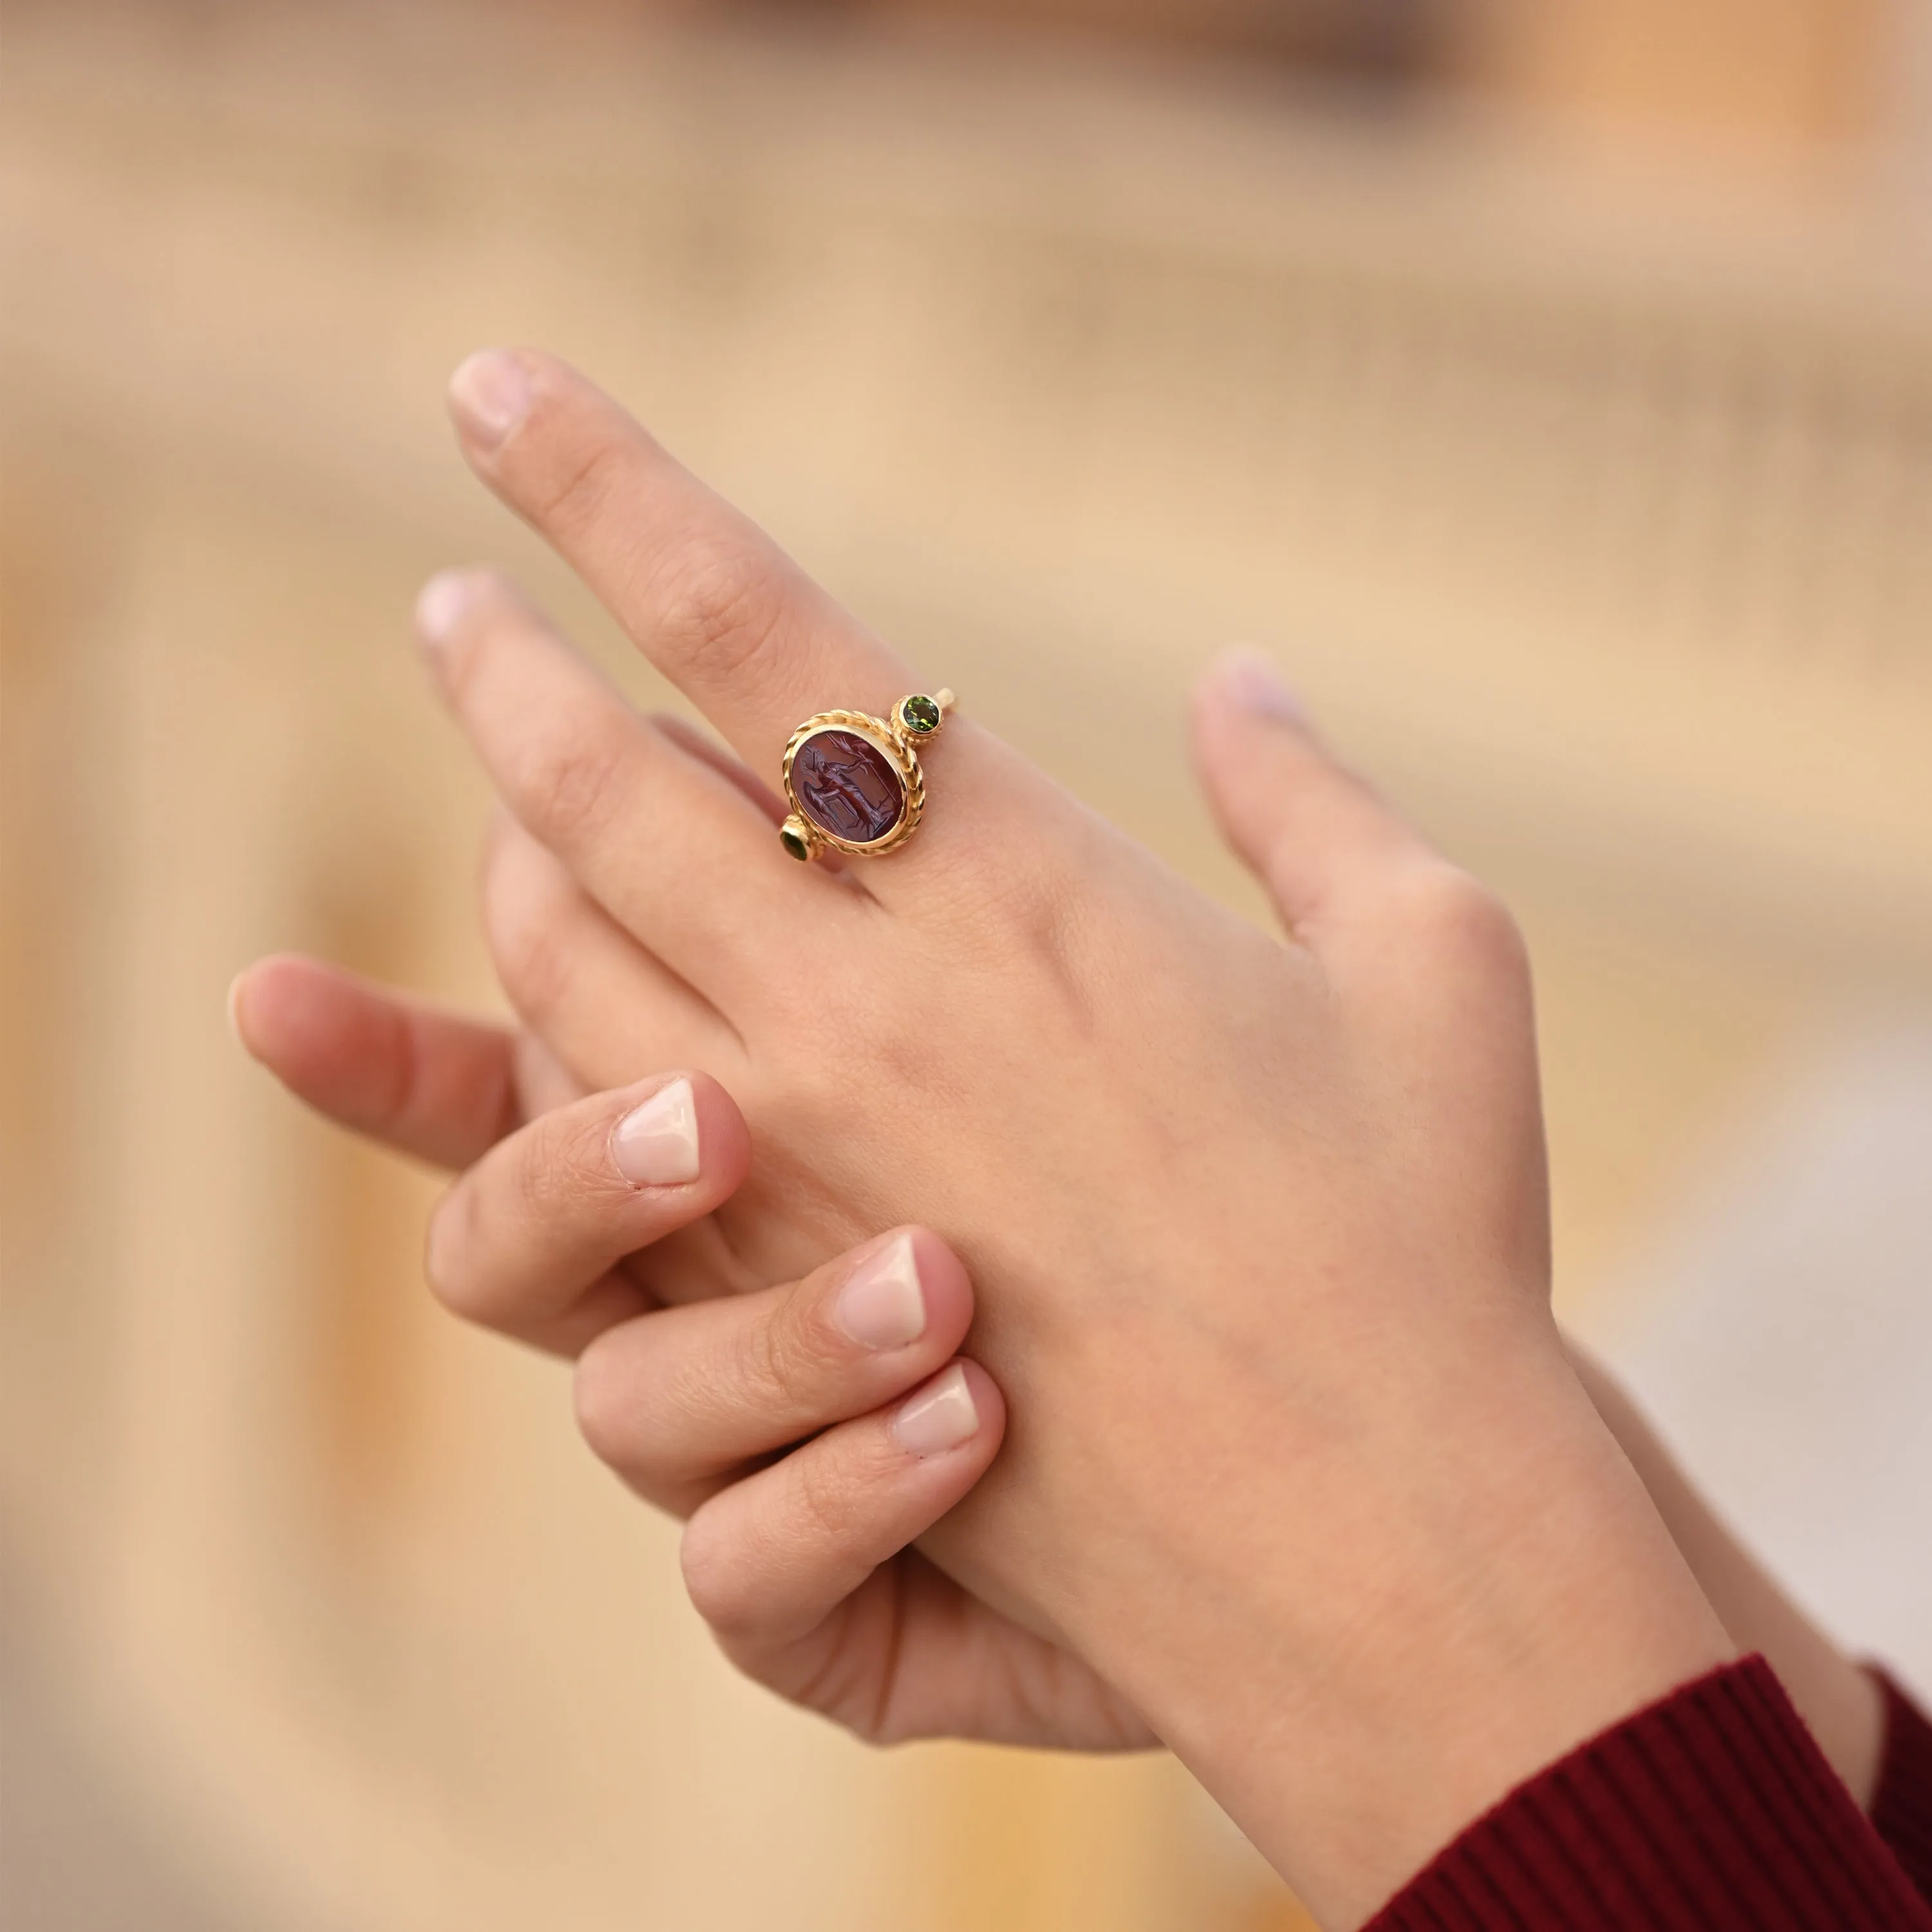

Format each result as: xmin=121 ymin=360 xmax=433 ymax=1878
xmin=230 ymin=951 xmax=743 ymax=1342
xmin=400 ymin=348 xmax=1731 ymax=1926
xmin=1193 ymin=766 xmax=1889 ymax=1806
xmin=236 ymin=811 xmax=1887 ymax=1806
xmin=231 ymin=959 xmax=1148 ymax=1748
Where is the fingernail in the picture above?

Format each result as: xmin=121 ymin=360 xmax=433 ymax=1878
xmin=448 ymin=349 xmax=531 ymax=450
xmin=225 ymin=971 xmax=249 ymax=1044
xmin=1216 ymin=647 xmax=1304 ymax=725
xmin=833 ymin=1231 xmax=927 ymax=1351
xmin=612 ymin=1079 xmax=701 ymax=1187
xmin=891 ymin=1364 xmax=979 ymax=1457
xmin=414 ymin=568 xmax=479 ymax=647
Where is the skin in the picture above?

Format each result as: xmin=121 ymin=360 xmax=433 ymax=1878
xmin=230 ymin=345 xmax=1882 ymax=1927
xmin=1565 ymin=1343 xmax=1884 ymax=1804
xmin=232 ymin=961 xmax=1141 ymax=1745
xmin=233 ymin=961 xmax=1886 ymax=1806
xmin=230 ymin=997 xmax=1886 ymax=1808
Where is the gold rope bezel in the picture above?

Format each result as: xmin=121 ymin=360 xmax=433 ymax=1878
xmin=780 ymin=710 xmax=926 ymax=860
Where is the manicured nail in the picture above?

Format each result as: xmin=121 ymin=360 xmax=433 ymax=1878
xmin=448 ymin=349 xmax=531 ymax=450
xmin=612 ymin=1079 xmax=701 ymax=1187
xmin=414 ymin=568 xmax=479 ymax=647
xmin=891 ymin=1364 xmax=979 ymax=1457
xmin=1217 ymin=647 xmax=1304 ymax=725
xmin=833 ymin=1231 xmax=927 ymax=1350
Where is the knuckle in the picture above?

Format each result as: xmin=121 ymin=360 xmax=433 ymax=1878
xmin=950 ymin=841 xmax=1059 ymax=934
xmin=1389 ymin=864 xmax=1529 ymax=978
xmin=483 ymin=870 xmax=575 ymax=1024
xmin=788 ymin=1446 xmax=857 ymax=1551
xmin=737 ymin=1296 xmax=815 ymax=1413
xmin=936 ymin=792 xmax=1108 ymax=975
xmin=647 ymin=540 xmax=791 ymax=685
xmin=783 ymin=1267 xmax=860 ymax=1375
xmin=551 ymin=1096 xmax=629 ymax=1200
xmin=527 ymin=430 xmax=634 ymax=537
xmin=679 ymin=1512 xmax=753 ymax=1637
xmin=505 ymin=717 xmax=635 ymax=855
xmin=510 ymin=1119 xmax=590 ymax=1231
xmin=422 ymin=1189 xmax=482 ymax=1322
xmin=572 ymin=1331 xmax=639 ymax=1468
xmin=904 ymin=847 xmax=1070 ymax=1001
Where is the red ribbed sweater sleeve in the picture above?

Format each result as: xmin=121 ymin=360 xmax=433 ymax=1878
xmin=1872 ymin=1668 xmax=1932 ymax=1904
xmin=1366 ymin=1655 xmax=1932 ymax=1931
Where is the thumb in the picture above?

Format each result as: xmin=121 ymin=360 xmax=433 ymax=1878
xmin=1190 ymin=648 xmax=1425 ymax=942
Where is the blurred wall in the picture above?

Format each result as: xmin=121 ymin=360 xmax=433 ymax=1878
xmin=2 ymin=4 xmax=1929 ymax=1930
xmin=1456 ymin=0 xmax=1894 ymax=169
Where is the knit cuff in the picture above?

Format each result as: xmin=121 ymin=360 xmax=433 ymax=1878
xmin=1871 ymin=1667 xmax=1932 ymax=1906
xmin=1367 ymin=1655 xmax=1932 ymax=1931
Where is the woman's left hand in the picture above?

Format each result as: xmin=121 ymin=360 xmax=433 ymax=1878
xmin=233 ymin=965 xmax=1147 ymax=1750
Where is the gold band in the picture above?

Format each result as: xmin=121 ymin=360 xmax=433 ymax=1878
xmin=779 ymin=689 xmax=954 ymax=862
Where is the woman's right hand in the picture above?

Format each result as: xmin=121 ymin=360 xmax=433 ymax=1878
xmin=232 ymin=957 xmax=1150 ymax=1750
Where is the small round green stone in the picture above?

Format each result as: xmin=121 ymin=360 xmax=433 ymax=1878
xmin=779 ymin=824 xmax=811 ymax=862
xmin=901 ymin=695 xmax=942 ymax=734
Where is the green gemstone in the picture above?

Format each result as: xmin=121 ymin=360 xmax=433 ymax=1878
xmin=779 ymin=824 xmax=811 ymax=862
xmin=900 ymin=694 xmax=942 ymax=735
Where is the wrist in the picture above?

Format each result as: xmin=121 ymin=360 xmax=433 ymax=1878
xmin=1566 ymin=1340 xmax=1887 ymax=1804
xmin=1081 ymin=1349 xmax=1735 ymax=1928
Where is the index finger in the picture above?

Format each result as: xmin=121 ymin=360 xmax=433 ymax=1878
xmin=231 ymin=954 xmax=530 ymax=1170
xmin=446 ymin=348 xmax=914 ymax=786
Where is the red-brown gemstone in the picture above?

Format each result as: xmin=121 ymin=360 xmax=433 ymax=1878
xmin=792 ymin=729 xmax=905 ymax=844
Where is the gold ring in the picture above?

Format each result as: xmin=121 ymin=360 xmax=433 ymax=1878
xmin=778 ymin=690 xmax=955 ymax=862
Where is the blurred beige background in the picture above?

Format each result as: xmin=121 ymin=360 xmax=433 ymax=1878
xmin=3 ymin=3 xmax=1929 ymax=1928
